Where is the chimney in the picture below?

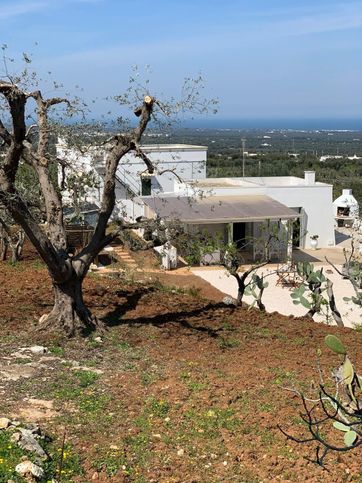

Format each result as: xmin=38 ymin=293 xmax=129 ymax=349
xmin=304 ymin=171 xmax=315 ymax=185
xmin=342 ymin=189 xmax=352 ymax=196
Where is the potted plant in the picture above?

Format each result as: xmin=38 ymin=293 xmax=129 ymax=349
xmin=310 ymin=234 xmax=319 ymax=250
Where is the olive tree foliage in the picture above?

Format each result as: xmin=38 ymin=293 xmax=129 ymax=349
xmin=62 ymin=170 xmax=100 ymax=223
xmin=0 ymin=147 xmax=42 ymax=262
xmin=0 ymin=48 xmax=217 ymax=336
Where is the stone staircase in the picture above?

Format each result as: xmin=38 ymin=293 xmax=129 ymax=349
xmin=111 ymin=245 xmax=138 ymax=270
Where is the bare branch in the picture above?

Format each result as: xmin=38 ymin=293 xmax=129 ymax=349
xmin=326 ymin=278 xmax=344 ymax=327
xmin=132 ymin=144 xmax=154 ymax=174
xmin=326 ymin=256 xmax=362 ymax=304
xmin=157 ymin=168 xmax=184 ymax=184
xmin=25 ymin=123 xmax=38 ymax=139
xmin=79 ymin=96 xmax=156 ymax=268
xmin=133 ymin=95 xmax=154 ymax=142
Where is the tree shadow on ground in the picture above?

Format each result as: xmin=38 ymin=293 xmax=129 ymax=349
xmin=103 ymin=287 xmax=156 ymax=322
xmin=102 ymin=290 xmax=229 ymax=338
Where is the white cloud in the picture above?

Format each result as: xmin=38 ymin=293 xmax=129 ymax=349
xmin=0 ymin=0 xmax=106 ymax=21
xmin=0 ymin=1 xmax=48 ymax=20
xmin=289 ymin=9 xmax=362 ymax=35
xmin=262 ymin=2 xmax=362 ymax=36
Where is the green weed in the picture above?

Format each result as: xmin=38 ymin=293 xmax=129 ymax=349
xmin=184 ymin=407 xmax=241 ymax=437
xmin=0 ymin=430 xmax=28 ymax=481
xmin=219 ymin=337 xmax=240 ymax=349
xmin=259 ymin=402 xmax=276 ymax=412
xmin=78 ymin=393 xmax=110 ymax=414
xmin=74 ymin=370 xmax=99 ymax=388
xmin=270 ymin=367 xmax=296 ymax=385
xmin=149 ymin=398 xmax=170 ymax=417
xmin=32 ymin=259 xmax=45 ymax=269
xmin=115 ymin=341 xmax=131 ymax=351
xmin=0 ymin=430 xmax=82 ymax=482
xmin=49 ymin=346 xmax=65 ymax=357
xmin=292 ymin=336 xmax=307 ymax=346
xmin=44 ymin=443 xmax=83 ymax=481
xmin=95 ymin=446 xmax=127 ymax=477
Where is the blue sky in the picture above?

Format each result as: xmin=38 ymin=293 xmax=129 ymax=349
xmin=1 ymin=0 xmax=362 ymax=122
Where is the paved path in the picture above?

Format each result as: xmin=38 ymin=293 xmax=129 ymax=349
xmin=192 ymin=265 xmax=362 ymax=329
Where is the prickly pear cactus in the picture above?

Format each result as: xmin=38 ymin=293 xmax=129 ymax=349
xmin=325 ymin=335 xmax=362 ymax=446
xmin=324 ymin=335 xmax=347 ymax=355
xmin=291 ymin=262 xmax=328 ymax=314
xmin=244 ymin=273 xmax=268 ymax=309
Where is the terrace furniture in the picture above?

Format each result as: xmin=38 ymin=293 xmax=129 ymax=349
xmin=276 ymin=263 xmax=301 ymax=289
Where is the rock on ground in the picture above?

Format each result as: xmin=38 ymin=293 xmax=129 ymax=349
xmin=15 ymin=460 xmax=44 ymax=480
xmin=0 ymin=417 xmax=11 ymax=429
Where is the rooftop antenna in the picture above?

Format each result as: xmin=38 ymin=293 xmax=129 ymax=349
xmin=241 ymin=138 xmax=246 ymax=177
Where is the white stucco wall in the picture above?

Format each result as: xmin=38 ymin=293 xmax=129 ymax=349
xmin=181 ymin=178 xmax=335 ymax=248
xmin=117 ymin=145 xmax=207 ymax=195
xmin=57 ymin=140 xmax=334 ymax=248
xmin=56 ymin=141 xmax=207 ymax=222
xmin=266 ymin=185 xmax=335 ymax=248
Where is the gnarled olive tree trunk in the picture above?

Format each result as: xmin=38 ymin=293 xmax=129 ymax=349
xmin=0 ymin=227 xmax=8 ymax=261
xmin=0 ymin=80 xmax=155 ymax=336
xmin=43 ymin=273 xmax=99 ymax=336
xmin=230 ymin=261 xmax=268 ymax=306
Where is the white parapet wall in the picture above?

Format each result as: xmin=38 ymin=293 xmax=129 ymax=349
xmin=184 ymin=172 xmax=335 ymax=248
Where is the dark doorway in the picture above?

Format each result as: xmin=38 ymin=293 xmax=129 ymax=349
xmin=233 ymin=222 xmax=246 ymax=249
xmin=292 ymin=218 xmax=301 ymax=247
xmin=290 ymin=207 xmax=302 ymax=248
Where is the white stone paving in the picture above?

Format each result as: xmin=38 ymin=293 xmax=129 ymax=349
xmin=192 ymin=265 xmax=362 ymax=328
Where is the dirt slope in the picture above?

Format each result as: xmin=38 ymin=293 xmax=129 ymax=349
xmin=1 ymin=249 xmax=362 ymax=482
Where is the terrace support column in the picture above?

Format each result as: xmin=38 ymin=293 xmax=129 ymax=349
xmin=281 ymin=219 xmax=293 ymax=262
xmin=227 ymin=223 xmax=233 ymax=244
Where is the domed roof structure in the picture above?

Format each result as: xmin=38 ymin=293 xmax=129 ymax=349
xmin=333 ymin=189 xmax=359 ymax=227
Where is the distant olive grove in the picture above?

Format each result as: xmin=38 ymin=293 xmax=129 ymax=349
xmin=206 ymin=154 xmax=362 ymax=204
xmin=145 ymin=128 xmax=362 ymax=204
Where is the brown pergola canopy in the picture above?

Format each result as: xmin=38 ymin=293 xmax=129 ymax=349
xmin=140 ymin=195 xmax=299 ymax=224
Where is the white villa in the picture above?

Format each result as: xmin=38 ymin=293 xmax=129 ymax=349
xmin=57 ymin=140 xmax=336 ymax=261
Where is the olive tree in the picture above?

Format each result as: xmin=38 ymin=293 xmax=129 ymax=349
xmin=0 ymin=53 xmax=216 ymax=336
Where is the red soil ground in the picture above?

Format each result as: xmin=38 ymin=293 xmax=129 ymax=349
xmin=1 ymin=244 xmax=362 ymax=481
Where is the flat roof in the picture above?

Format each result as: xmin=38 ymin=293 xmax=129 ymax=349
xmin=190 ymin=176 xmax=332 ymax=188
xmin=140 ymin=195 xmax=299 ymax=224
xmin=141 ymin=144 xmax=207 ymax=152
xmin=190 ymin=178 xmax=260 ymax=188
